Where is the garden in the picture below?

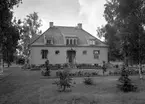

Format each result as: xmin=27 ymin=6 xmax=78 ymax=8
xmin=21 ymin=63 xmax=145 ymax=78
xmin=40 ymin=75 xmax=145 ymax=104
xmin=19 ymin=63 xmax=145 ymax=104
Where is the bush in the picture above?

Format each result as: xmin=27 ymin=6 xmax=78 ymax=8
xmin=53 ymin=70 xmax=73 ymax=92
xmin=39 ymin=64 xmax=45 ymax=68
xmin=76 ymin=63 xmax=101 ymax=69
xmin=83 ymin=77 xmax=94 ymax=85
xmin=17 ymin=58 xmax=25 ymax=65
xmin=41 ymin=68 xmax=51 ymax=76
xmin=117 ymin=66 xmax=137 ymax=92
xmin=21 ymin=64 xmax=30 ymax=70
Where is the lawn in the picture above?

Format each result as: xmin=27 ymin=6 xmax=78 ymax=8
xmin=40 ymin=76 xmax=145 ymax=104
xmin=1 ymin=67 xmax=145 ymax=104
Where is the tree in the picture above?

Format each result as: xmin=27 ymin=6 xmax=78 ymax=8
xmin=19 ymin=12 xmax=42 ymax=65
xmin=97 ymin=24 xmax=122 ymax=61
xmin=0 ymin=0 xmax=22 ymax=68
xmin=117 ymin=65 xmax=137 ymax=92
xmin=2 ymin=22 xmax=20 ymax=67
xmin=53 ymin=70 xmax=73 ymax=92
xmin=102 ymin=0 xmax=145 ymax=78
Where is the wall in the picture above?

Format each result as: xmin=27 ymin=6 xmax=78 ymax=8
xmin=29 ymin=46 xmax=108 ymax=65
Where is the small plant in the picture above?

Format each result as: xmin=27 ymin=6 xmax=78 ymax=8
xmin=117 ymin=66 xmax=137 ymax=92
xmin=53 ymin=70 xmax=73 ymax=92
xmin=41 ymin=68 xmax=51 ymax=76
xmin=83 ymin=77 xmax=94 ymax=85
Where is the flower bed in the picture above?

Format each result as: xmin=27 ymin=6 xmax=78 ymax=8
xmin=76 ymin=64 xmax=102 ymax=69
xmin=38 ymin=63 xmax=102 ymax=70
xmin=108 ymin=67 xmax=145 ymax=76
xmin=56 ymin=70 xmax=99 ymax=78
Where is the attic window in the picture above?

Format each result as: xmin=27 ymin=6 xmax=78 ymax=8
xmin=66 ymin=39 xmax=69 ymax=45
xmin=46 ymin=39 xmax=53 ymax=44
xmin=66 ymin=38 xmax=77 ymax=45
xmin=89 ymin=40 xmax=95 ymax=45
xmin=74 ymin=39 xmax=76 ymax=45
xmin=70 ymin=39 xmax=73 ymax=45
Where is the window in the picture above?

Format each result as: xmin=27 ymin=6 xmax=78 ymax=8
xmin=70 ymin=39 xmax=72 ymax=45
xmin=83 ymin=50 xmax=87 ymax=55
xmin=41 ymin=50 xmax=48 ymax=59
xmin=74 ymin=39 xmax=76 ymax=45
xmin=89 ymin=40 xmax=95 ymax=45
xmin=46 ymin=39 xmax=53 ymax=45
xmin=55 ymin=50 xmax=60 ymax=55
xmin=93 ymin=50 xmax=100 ymax=59
xmin=66 ymin=38 xmax=77 ymax=45
xmin=66 ymin=39 xmax=69 ymax=45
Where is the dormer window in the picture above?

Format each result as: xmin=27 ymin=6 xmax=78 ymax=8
xmin=46 ymin=39 xmax=53 ymax=45
xmin=89 ymin=40 xmax=95 ymax=45
xmin=74 ymin=39 xmax=76 ymax=45
xmin=66 ymin=39 xmax=69 ymax=45
xmin=66 ymin=38 xmax=77 ymax=45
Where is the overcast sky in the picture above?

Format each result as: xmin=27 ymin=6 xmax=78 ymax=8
xmin=13 ymin=0 xmax=107 ymax=37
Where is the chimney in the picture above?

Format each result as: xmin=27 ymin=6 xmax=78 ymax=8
xmin=77 ymin=23 xmax=82 ymax=29
xmin=49 ymin=22 xmax=53 ymax=28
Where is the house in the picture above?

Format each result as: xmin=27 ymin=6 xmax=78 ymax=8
xmin=29 ymin=22 xmax=108 ymax=66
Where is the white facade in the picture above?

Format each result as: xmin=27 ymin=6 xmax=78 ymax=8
xmin=30 ymin=46 xmax=108 ymax=65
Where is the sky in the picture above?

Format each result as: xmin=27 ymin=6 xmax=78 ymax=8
xmin=13 ymin=0 xmax=107 ymax=38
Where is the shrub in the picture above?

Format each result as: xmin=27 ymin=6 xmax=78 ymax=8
xmin=92 ymin=72 xmax=98 ymax=76
xmin=41 ymin=68 xmax=51 ymax=76
xmin=31 ymin=64 xmax=36 ymax=68
xmin=17 ymin=58 xmax=25 ymax=65
xmin=21 ymin=64 xmax=30 ymax=70
xmin=53 ymin=70 xmax=73 ymax=92
xmin=115 ymin=65 xmax=119 ymax=68
xmin=39 ymin=64 xmax=45 ymax=68
xmin=117 ymin=66 xmax=137 ymax=92
xmin=83 ymin=77 xmax=94 ymax=85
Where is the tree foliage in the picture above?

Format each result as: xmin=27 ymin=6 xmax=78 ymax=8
xmin=53 ymin=70 xmax=73 ymax=92
xmin=97 ymin=24 xmax=122 ymax=61
xmin=0 ymin=0 xmax=22 ymax=66
xmin=18 ymin=12 xmax=42 ymax=57
xmin=117 ymin=66 xmax=137 ymax=92
xmin=98 ymin=0 xmax=145 ymax=64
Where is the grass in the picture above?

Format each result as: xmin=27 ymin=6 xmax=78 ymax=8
xmin=1 ymin=67 xmax=145 ymax=104
xmin=40 ymin=76 xmax=145 ymax=104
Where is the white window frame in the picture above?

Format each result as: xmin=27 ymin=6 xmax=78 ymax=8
xmin=89 ymin=40 xmax=95 ymax=45
xmin=66 ymin=38 xmax=77 ymax=45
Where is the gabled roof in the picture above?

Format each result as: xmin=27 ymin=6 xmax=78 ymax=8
xmin=30 ymin=24 xmax=108 ymax=47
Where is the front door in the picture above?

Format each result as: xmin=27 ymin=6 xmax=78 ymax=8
xmin=67 ymin=50 xmax=76 ymax=64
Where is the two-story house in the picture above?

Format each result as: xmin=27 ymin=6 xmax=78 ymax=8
xmin=29 ymin=22 xmax=108 ymax=66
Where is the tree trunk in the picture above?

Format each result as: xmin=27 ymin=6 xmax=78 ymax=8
xmin=0 ymin=57 xmax=3 ymax=74
xmin=7 ymin=62 xmax=10 ymax=67
xmin=3 ymin=60 xmax=4 ymax=68
xmin=62 ymin=86 xmax=66 ymax=91
xmin=139 ymin=63 xmax=143 ymax=79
